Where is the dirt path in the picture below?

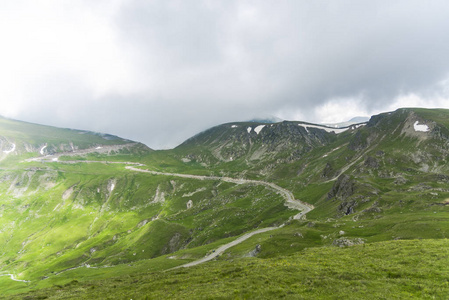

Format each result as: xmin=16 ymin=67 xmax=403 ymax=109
xmin=125 ymin=167 xmax=314 ymax=220
xmin=8 ymin=158 xmax=314 ymax=279
xmin=25 ymin=143 xmax=140 ymax=163
xmin=0 ymin=273 xmax=30 ymax=283
xmin=174 ymin=227 xmax=279 ymax=268
xmin=125 ymin=166 xmax=314 ymax=268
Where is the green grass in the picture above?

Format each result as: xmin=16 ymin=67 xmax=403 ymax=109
xmin=2 ymin=108 xmax=449 ymax=298
xmin=6 ymin=239 xmax=449 ymax=299
xmin=0 ymin=158 xmax=290 ymax=286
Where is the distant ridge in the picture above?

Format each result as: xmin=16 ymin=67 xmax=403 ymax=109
xmin=323 ymin=116 xmax=370 ymax=128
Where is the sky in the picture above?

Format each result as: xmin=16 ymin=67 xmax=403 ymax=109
xmin=1 ymin=1 xmax=449 ymax=149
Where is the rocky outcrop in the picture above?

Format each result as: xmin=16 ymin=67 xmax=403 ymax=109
xmin=364 ymin=156 xmax=379 ymax=169
xmin=338 ymin=200 xmax=357 ymax=215
xmin=321 ymin=162 xmax=336 ymax=179
xmin=332 ymin=237 xmax=365 ymax=247
xmin=162 ymin=233 xmax=183 ymax=254
xmin=348 ymin=131 xmax=368 ymax=151
xmin=177 ymin=121 xmax=337 ymax=164
xmin=328 ymin=175 xmax=355 ymax=200
xmin=246 ymin=244 xmax=262 ymax=257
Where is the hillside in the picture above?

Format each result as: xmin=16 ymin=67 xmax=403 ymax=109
xmin=1 ymin=108 xmax=449 ymax=299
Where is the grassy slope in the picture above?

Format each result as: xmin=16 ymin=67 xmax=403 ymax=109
xmin=0 ymin=160 xmax=290 ymax=286
xmin=2 ymin=108 xmax=449 ymax=297
xmin=6 ymin=239 xmax=449 ymax=299
xmin=0 ymin=116 xmax=132 ymax=149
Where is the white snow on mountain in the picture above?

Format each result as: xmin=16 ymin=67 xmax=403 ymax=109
xmin=254 ymin=125 xmax=265 ymax=134
xmin=413 ymin=121 xmax=429 ymax=132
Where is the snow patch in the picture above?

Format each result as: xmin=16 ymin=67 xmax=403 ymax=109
xmin=110 ymin=183 xmax=115 ymax=192
xmin=52 ymin=157 xmax=58 ymax=162
xmin=40 ymin=144 xmax=47 ymax=155
xmin=254 ymin=125 xmax=265 ymax=134
xmin=413 ymin=121 xmax=429 ymax=132
xmin=3 ymin=143 xmax=16 ymax=154
xmin=247 ymin=127 xmax=252 ymax=133
xmin=298 ymin=123 xmax=349 ymax=134
xmin=182 ymin=187 xmax=206 ymax=197
xmin=231 ymin=125 xmax=238 ymax=128
xmin=95 ymin=146 xmax=103 ymax=150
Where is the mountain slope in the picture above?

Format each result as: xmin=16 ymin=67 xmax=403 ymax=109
xmin=173 ymin=120 xmax=365 ymax=178
xmin=1 ymin=108 xmax=449 ymax=299
xmin=0 ymin=116 xmax=151 ymax=159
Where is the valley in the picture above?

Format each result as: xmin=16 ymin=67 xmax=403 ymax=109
xmin=1 ymin=108 xmax=449 ymax=299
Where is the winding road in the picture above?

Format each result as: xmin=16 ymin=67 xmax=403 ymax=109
xmin=5 ymin=152 xmax=314 ymax=281
xmin=125 ymin=166 xmax=314 ymax=268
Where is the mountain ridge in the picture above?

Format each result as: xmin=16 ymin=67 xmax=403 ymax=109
xmin=1 ymin=107 xmax=449 ymax=298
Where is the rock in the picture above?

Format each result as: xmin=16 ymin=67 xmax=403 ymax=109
xmin=394 ymin=176 xmax=407 ymax=185
xmin=162 ymin=233 xmax=183 ymax=254
xmin=348 ymin=131 xmax=368 ymax=151
xmin=376 ymin=150 xmax=385 ymax=157
xmin=307 ymin=222 xmax=315 ymax=228
xmin=137 ymin=219 xmax=149 ymax=228
xmin=321 ymin=162 xmax=335 ymax=179
xmin=246 ymin=244 xmax=262 ymax=257
xmin=363 ymin=206 xmax=382 ymax=213
xmin=328 ymin=174 xmax=355 ymax=200
xmin=338 ymin=200 xmax=357 ymax=215
xmin=186 ymin=199 xmax=193 ymax=209
xmin=332 ymin=237 xmax=365 ymax=247
xmin=364 ymin=156 xmax=379 ymax=169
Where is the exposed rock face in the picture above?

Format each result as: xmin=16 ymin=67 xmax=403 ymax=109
xmin=394 ymin=176 xmax=407 ymax=185
xmin=328 ymin=175 xmax=355 ymax=200
xmin=348 ymin=131 xmax=368 ymax=151
xmin=400 ymin=112 xmax=434 ymax=140
xmin=137 ymin=219 xmax=149 ymax=228
xmin=321 ymin=162 xmax=335 ymax=179
xmin=364 ymin=156 xmax=379 ymax=169
xmin=246 ymin=244 xmax=262 ymax=257
xmin=338 ymin=200 xmax=357 ymax=215
xmin=152 ymin=185 xmax=165 ymax=203
xmin=177 ymin=121 xmax=337 ymax=163
xmin=332 ymin=237 xmax=365 ymax=247
xmin=162 ymin=233 xmax=183 ymax=254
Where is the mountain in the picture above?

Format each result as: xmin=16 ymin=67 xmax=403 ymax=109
xmin=0 ymin=116 xmax=151 ymax=160
xmin=2 ymin=108 xmax=449 ymax=299
xmin=174 ymin=120 xmax=358 ymax=167
xmin=323 ymin=116 xmax=370 ymax=127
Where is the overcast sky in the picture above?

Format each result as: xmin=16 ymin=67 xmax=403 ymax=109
xmin=1 ymin=1 xmax=449 ymax=148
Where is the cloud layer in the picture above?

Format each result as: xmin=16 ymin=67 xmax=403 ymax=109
xmin=1 ymin=1 xmax=449 ymax=148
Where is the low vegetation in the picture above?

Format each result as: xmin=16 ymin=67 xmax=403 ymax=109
xmin=1 ymin=108 xmax=449 ymax=298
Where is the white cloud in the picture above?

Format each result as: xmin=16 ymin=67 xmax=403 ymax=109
xmin=0 ymin=0 xmax=139 ymax=108
xmin=313 ymin=97 xmax=370 ymax=124
xmin=1 ymin=1 xmax=449 ymax=148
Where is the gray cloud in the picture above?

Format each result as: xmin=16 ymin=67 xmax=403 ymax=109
xmin=3 ymin=1 xmax=449 ymax=148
